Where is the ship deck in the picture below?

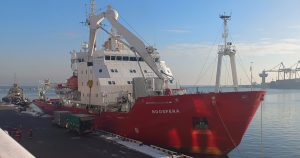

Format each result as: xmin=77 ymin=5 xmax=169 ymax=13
xmin=0 ymin=106 xmax=150 ymax=158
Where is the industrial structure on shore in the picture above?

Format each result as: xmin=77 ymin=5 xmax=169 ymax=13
xmin=259 ymin=61 xmax=300 ymax=89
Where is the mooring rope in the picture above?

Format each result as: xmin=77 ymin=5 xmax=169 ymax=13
xmin=212 ymin=100 xmax=245 ymax=158
xmin=260 ymin=102 xmax=264 ymax=158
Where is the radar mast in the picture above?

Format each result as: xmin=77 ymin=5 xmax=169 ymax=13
xmin=215 ymin=14 xmax=238 ymax=92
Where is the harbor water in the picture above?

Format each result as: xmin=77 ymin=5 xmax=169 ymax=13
xmin=1 ymin=86 xmax=299 ymax=158
xmin=232 ymin=88 xmax=300 ymax=158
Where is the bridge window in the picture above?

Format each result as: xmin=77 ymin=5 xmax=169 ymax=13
xmin=116 ymin=56 xmax=122 ymax=61
xmin=105 ymin=56 xmax=110 ymax=60
xmin=139 ymin=57 xmax=144 ymax=61
xmin=99 ymin=69 xmax=102 ymax=73
xmin=130 ymin=57 xmax=137 ymax=61
xmin=129 ymin=69 xmax=136 ymax=73
xmin=111 ymin=56 xmax=116 ymax=60
xmin=108 ymin=81 xmax=116 ymax=85
xmin=123 ymin=56 xmax=129 ymax=61
xmin=130 ymin=69 xmax=136 ymax=73
xmin=110 ymin=69 xmax=118 ymax=73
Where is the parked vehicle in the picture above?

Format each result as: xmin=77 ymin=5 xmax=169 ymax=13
xmin=66 ymin=114 xmax=94 ymax=134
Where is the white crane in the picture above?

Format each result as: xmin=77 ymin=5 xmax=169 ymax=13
xmin=86 ymin=5 xmax=164 ymax=80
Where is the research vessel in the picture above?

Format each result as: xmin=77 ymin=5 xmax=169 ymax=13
xmin=33 ymin=2 xmax=265 ymax=156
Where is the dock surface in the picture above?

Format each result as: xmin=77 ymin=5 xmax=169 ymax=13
xmin=0 ymin=107 xmax=150 ymax=158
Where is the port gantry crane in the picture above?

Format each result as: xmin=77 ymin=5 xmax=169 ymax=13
xmin=259 ymin=61 xmax=300 ymax=84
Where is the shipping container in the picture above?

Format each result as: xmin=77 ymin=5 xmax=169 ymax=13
xmin=52 ymin=111 xmax=71 ymax=127
xmin=66 ymin=114 xmax=94 ymax=134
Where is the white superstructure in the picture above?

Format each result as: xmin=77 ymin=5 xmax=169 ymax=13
xmin=68 ymin=3 xmax=179 ymax=109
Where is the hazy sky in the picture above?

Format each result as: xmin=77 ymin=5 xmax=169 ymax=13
xmin=1 ymin=0 xmax=300 ymax=86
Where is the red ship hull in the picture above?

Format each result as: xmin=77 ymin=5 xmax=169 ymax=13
xmin=33 ymin=99 xmax=89 ymax=115
xmin=33 ymin=91 xmax=265 ymax=156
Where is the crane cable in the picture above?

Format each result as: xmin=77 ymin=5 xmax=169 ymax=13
xmin=119 ymin=15 xmax=151 ymax=46
xmin=209 ymin=55 xmax=218 ymax=87
xmin=193 ymin=26 xmax=223 ymax=85
xmin=236 ymin=53 xmax=253 ymax=83
xmin=133 ymin=51 xmax=149 ymax=95
xmin=227 ymin=33 xmax=254 ymax=84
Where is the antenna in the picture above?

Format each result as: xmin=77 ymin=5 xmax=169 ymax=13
xmin=90 ymin=0 xmax=95 ymax=16
xmin=84 ymin=3 xmax=88 ymax=18
xmin=80 ymin=1 xmax=94 ymax=27
xmin=215 ymin=13 xmax=238 ymax=92
xmin=219 ymin=13 xmax=231 ymax=46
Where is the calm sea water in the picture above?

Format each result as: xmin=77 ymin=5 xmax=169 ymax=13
xmin=1 ymin=86 xmax=299 ymax=158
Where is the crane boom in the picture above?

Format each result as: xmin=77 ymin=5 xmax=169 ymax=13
xmin=87 ymin=5 xmax=164 ymax=79
xmin=87 ymin=13 xmax=105 ymax=61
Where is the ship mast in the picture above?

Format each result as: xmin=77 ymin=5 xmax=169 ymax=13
xmin=215 ymin=14 xmax=238 ymax=92
xmin=87 ymin=0 xmax=99 ymax=67
xmin=90 ymin=0 xmax=95 ymax=16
